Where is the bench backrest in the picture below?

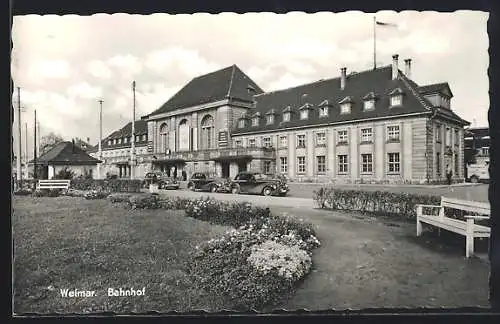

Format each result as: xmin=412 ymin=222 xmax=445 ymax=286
xmin=37 ymin=180 xmax=71 ymax=189
xmin=441 ymin=197 xmax=490 ymax=216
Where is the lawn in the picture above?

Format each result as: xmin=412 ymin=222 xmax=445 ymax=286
xmin=12 ymin=196 xmax=232 ymax=314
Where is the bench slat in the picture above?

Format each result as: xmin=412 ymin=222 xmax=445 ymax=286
xmin=441 ymin=197 xmax=490 ymax=215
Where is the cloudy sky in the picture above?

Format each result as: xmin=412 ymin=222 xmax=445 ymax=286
xmin=11 ymin=10 xmax=488 ymax=158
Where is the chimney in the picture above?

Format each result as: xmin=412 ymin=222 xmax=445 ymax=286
xmin=340 ymin=67 xmax=347 ymax=90
xmin=404 ymin=58 xmax=412 ymax=79
xmin=392 ymin=54 xmax=399 ymax=80
xmin=72 ymin=139 xmax=75 ymax=153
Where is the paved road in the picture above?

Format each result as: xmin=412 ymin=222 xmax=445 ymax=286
xmin=172 ymin=182 xmax=489 ymax=203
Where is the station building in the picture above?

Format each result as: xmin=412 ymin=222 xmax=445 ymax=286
xmin=94 ymin=54 xmax=470 ymax=184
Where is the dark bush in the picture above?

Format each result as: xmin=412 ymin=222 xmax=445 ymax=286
xmin=54 ymin=167 xmax=76 ymax=180
xmin=313 ymin=187 xmax=442 ymax=221
xmin=70 ymin=179 xmax=142 ymax=193
xmin=107 ymin=193 xmax=133 ymax=203
xmin=128 ymin=194 xmax=162 ymax=209
xmin=14 ymin=189 xmax=32 ymax=196
xmin=83 ymin=190 xmax=109 ymax=200
xmin=32 ymin=189 xmax=60 ymax=197
xmin=188 ymin=248 xmax=294 ymax=311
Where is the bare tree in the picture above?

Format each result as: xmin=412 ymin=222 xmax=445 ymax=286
xmin=39 ymin=132 xmax=65 ymax=155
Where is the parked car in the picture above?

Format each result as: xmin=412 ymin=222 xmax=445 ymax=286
xmin=187 ymin=172 xmax=230 ymax=193
xmin=467 ymin=160 xmax=489 ymax=183
xmin=229 ymin=172 xmax=289 ymax=196
xmin=142 ymin=172 xmax=180 ymax=190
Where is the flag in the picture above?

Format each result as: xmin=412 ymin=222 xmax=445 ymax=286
xmin=376 ymin=21 xmax=397 ymax=27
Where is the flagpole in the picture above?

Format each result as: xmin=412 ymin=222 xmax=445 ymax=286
xmin=373 ymin=16 xmax=377 ymax=70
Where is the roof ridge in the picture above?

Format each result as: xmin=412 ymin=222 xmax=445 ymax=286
xmin=398 ymin=72 xmax=433 ymax=111
xmin=226 ymin=65 xmax=236 ymax=98
xmin=254 ymin=65 xmax=393 ymax=98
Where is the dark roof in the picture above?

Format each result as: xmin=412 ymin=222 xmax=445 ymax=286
xmin=419 ymin=82 xmax=453 ymax=97
xmin=88 ymin=120 xmax=148 ymax=153
xmin=465 ymin=127 xmax=489 ymax=138
xmin=147 ymin=65 xmax=264 ymax=117
xmin=30 ymin=141 xmax=101 ymax=165
xmin=233 ymin=66 xmax=439 ymax=134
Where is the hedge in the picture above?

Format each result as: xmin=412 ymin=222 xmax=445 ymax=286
xmin=70 ymin=179 xmax=142 ymax=193
xmin=313 ymin=187 xmax=443 ymax=222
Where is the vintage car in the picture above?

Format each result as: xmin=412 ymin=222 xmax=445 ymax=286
xmin=229 ymin=172 xmax=289 ymax=196
xmin=142 ymin=171 xmax=179 ymax=190
xmin=187 ymin=172 xmax=230 ymax=193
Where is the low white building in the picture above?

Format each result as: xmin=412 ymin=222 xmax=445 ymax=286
xmin=29 ymin=140 xmax=102 ymax=179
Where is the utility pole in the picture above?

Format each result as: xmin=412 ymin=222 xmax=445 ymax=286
xmin=25 ymin=122 xmax=28 ymax=180
xmin=37 ymin=121 xmax=41 ymax=156
xmin=17 ymin=87 xmax=22 ymax=187
xmin=98 ymin=99 xmax=103 ymax=179
xmin=130 ymin=81 xmax=136 ymax=180
xmin=33 ymin=109 xmax=37 ymax=190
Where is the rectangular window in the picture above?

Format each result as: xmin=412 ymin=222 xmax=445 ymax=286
xmin=337 ymin=130 xmax=348 ymax=144
xmin=455 ymin=129 xmax=459 ymax=146
xmin=361 ymin=128 xmax=373 ymax=143
xmin=263 ymin=161 xmax=272 ymax=174
xmin=390 ymin=95 xmax=402 ymax=106
xmin=319 ymin=106 xmax=328 ymax=117
xmin=238 ymin=119 xmax=245 ymax=128
xmin=445 ymin=127 xmax=451 ymax=146
xmin=387 ymin=152 xmax=400 ymax=173
xmin=364 ymin=100 xmax=375 ymax=111
xmin=249 ymin=139 xmax=256 ymax=148
xmin=235 ymin=140 xmax=243 ymax=148
xmin=454 ymin=154 xmax=459 ymax=176
xmin=263 ymin=137 xmax=272 ymax=148
xmin=280 ymin=136 xmax=288 ymax=148
xmin=300 ymin=110 xmax=309 ymax=120
xmin=481 ymin=147 xmax=489 ymax=156
xmin=297 ymin=156 xmax=306 ymax=173
xmin=436 ymin=125 xmax=442 ymax=142
xmin=387 ymin=125 xmax=400 ymax=142
xmin=316 ymin=156 xmax=326 ymax=173
xmin=340 ymin=103 xmax=351 ymax=114
xmin=124 ymin=137 xmax=129 ymax=143
xmin=283 ymin=112 xmax=291 ymax=122
xmin=316 ymin=132 xmax=326 ymax=146
xmin=118 ymin=138 xmax=122 ymax=144
xmin=361 ymin=154 xmax=373 ymax=173
xmin=142 ymin=134 xmax=147 ymax=141
xmin=338 ymin=155 xmax=348 ymax=174
xmin=252 ymin=117 xmax=259 ymax=127
xmin=436 ymin=152 xmax=441 ymax=177
xmin=135 ymin=135 xmax=140 ymax=142
xmin=108 ymin=140 xmax=112 ymax=146
xmin=297 ymin=134 xmax=306 ymax=148
xmin=280 ymin=157 xmax=288 ymax=173
xmin=266 ymin=115 xmax=274 ymax=124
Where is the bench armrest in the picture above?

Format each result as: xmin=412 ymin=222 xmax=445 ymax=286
xmin=415 ymin=204 xmax=442 ymax=209
xmin=464 ymin=215 xmax=490 ymax=220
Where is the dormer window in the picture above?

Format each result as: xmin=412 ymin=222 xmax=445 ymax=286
xmin=238 ymin=119 xmax=246 ymax=128
xmin=252 ymin=116 xmax=259 ymax=127
xmin=266 ymin=109 xmax=276 ymax=125
xmin=299 ymin=103 xmax=313 ymax=120
xmin=282 ymin=106 xmax=292 ymax=122
xmin=389 ymin=88 xmax=404 ymax=107
xmin=363 ymin=92 xmax=377 ymax=111
xmin=339 ymin=96 xmax=353 ymax=114
xmin=108 ymin=140 xmax=112 ymax=146
xmin=318 ymin=100 xmax=330 ymax=117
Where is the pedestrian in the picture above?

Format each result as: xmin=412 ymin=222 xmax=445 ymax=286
xmin=446 ymin=164 xmax=453 ymax=185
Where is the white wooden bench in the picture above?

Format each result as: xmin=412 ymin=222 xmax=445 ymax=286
xmin=37 ymin=179 xmax=71 ymax=190
xmin=416 ymin=197 xmax=490 ymax=258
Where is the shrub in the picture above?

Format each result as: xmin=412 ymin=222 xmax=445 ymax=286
xmin=54 ymin=167 xmax=76 ymax=180
xmin=128 ymin=194 xmax=162 ymax=209
xmin=107 ymin=193 xmax=133 ymax=203
xmin=70 ymin=179 xmax=142 ymax=193
xmin=159 ymin=197 xmax=192 ymax=210
xmin=63 ymin=188 xmax=87 ymax=197
xmin=14 ymin=189 xmax=32 ymax=196
xmin=32 ymin=189 xmax=60 ymax=197
xmin=313 ymin=187 xmax=441 ymax=221
xmin=83 ymin=190 xmax=109 ymax=200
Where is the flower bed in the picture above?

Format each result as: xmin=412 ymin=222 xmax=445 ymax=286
xmin=70 ymin=179 xmax=142 ymax=193
xmin=107 ymin=195 xmax=321 ymax=310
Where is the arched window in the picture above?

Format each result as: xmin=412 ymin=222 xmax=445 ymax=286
xmin=200 ymin=115 xmax=215 ymax=150
xmin=159 ymin=123 xmax=169 ymax=153
xmin=178 ymin=119 xmax=190 ymax=151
